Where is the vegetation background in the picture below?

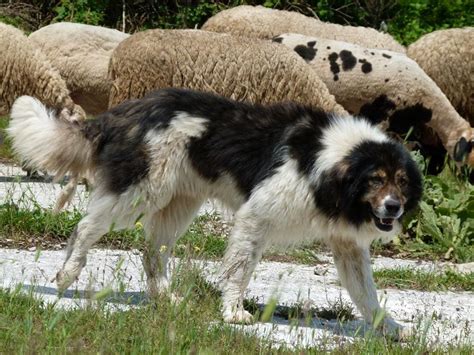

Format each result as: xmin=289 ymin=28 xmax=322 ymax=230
xmin=0 ymin=0 xmax=473 ymax=44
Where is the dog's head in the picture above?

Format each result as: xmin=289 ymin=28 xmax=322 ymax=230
xmin=315 ymin=139 xmax=423 ymax=233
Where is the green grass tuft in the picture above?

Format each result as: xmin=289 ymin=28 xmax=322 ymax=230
xmin=374 ymin=267 xmax=474 ymax=292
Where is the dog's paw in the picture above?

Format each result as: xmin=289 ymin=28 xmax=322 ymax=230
xmin=381 ymin=317 xmax=410 ymax=341
xmin=223 ymin=309 xmax=254 ymax=324
xmin=55 ymin=267 xmax=80 ymax=294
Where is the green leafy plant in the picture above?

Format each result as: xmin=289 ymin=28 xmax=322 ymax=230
xmin=404 ymin=155 xmax=474 ymax=262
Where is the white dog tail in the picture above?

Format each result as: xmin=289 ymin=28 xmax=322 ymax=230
xmin=8 ymin=96 xmax=95 ymax=181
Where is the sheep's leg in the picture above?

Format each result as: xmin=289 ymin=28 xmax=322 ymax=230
xmin=329 ymin=239 xmax=405 ymax=338
xmin=142 ymin=196 xmax=202 ymax=299
xmin=55 ymin=193 xmax=119 ymax=292
xmin=220 ymin=214 xmax=266 ymax=324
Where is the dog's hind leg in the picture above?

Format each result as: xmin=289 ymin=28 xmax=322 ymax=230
xmin=329 ymin=239 xmax=405 ymax=338
xmin=220 ymin=213 xmax=267 ymax=324
xmin=56 ymin=193 xmax=119 ymax=292
xmin=142 ymin=195 xmax=202 ymax=299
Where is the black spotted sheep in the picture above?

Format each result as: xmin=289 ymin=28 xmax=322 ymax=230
xmin=202 ymin=5 xmax=405 ymax=53
xmin=274 ymin=33 xmax=474 ymax=170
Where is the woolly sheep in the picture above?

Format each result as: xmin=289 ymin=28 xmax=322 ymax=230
xmin=1 ymin=22 xmax=86 ymax=211
xmin=108 ymin=29 xmax=346 ymax=116
xmin=274 ymin=33 xmax=474 ymax=169
xmin=29 ymin=22 xmax=130 ymax=115
xmin=407 ymin=28 xmax=474 ymax=125
xmin=202 ymin=5 xmax=405 ymax=53
xmin=0 ymin=22 xmax=84 ymax=120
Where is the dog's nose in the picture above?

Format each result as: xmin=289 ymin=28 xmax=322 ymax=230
xmin=384 ymin=198 xmax=401 ymax=215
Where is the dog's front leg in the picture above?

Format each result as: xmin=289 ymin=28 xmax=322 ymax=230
xmin=220 ymin=217 xmax=266 ymax=324
xmin=329 ymin=238 xmax=405 ymax=338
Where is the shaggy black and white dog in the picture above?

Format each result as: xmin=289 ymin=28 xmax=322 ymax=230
xmin=8 ymin=88 xmax=422 ymax=336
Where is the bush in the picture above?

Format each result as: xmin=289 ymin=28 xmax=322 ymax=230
xmin=1 ymin=1 xmax=472 ymax=42
xmin=403 ymin=152 xmax=474 ymax=262
xmin=388 ymin=0 xmax=474 ymax=45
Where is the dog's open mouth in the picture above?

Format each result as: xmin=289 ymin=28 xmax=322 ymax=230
xmin=373 ymin=214 xmax=395 ymax=232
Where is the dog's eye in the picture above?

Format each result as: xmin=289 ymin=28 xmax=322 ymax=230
xmin=369 ymin=176 xmax=384 ymax=186
xmin=398 ymin=176 xmax=408 ymax=186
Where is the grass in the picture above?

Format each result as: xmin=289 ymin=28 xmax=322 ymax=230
xmin=0 ymin=269 xmax=273 ymax=354
xmin=276 ymin=298 xmax=356 ymax=323
xmin=2 ymin=198 xmax=472 ymax=264
xmin=374 ymin=268 xmax=474 ymax=292
xmin=0 ymin=202 xmax=230 ymax=255
xmin=1 ymin=284 xmax=472 ymax=353
xmin=0 ymin=196 xmax=325 ymax=264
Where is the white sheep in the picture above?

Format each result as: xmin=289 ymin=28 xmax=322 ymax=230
xmin=202 ymin=5 xmax=405 ymax=53
xmin=0 ymin=22 xmax=85 ymax=120
xmin=274 ymin=33 xmax=474 ymax=169
xmin=1 ymin=22 xmax=87 ymax=210
xmin=29 ymin=22 xmax=130 ymax=115
xmin=108 ymin=29 xmax=346 ymax=116
xmin=407 ymin=27 xmax=474 ymax=125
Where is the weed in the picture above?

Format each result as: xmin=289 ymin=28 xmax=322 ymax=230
xmin=403 ymin=156 xmax=474 ymax=262
xmin=374 ymin=268 xmax=474 ymax=292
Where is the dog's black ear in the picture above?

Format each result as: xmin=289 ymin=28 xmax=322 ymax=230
xmin=287 ymin=121 xmax=321 ymax=177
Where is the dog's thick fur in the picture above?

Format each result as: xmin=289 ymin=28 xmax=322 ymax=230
xmin=8 ymin=88 xmax=422 ymax=336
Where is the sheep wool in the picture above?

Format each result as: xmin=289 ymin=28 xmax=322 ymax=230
xmin=29 ymin=22 xmax=130 ymax=115
xmin=202 ymin=5 xmax=405 ymax=53
xmin=108 ymin=29 xmax=346 ymax=115
xmin=407 ymin=27 xmax=474 ymax=125
xmin=0 ymin=22 xmax=84 ymax=119
xmin=274 ymin=33 xmax=474 ymax=168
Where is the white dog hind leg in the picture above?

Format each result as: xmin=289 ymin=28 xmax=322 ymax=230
xmin=329 ymin=239 xmax=404 ymax=338
xmin=55 ymin=194 xmax=118 ymax=292
xmin=142 ymin=196 xmax=202 ymax=299
xmin=220 ymin=215 xmax=266 ymax=324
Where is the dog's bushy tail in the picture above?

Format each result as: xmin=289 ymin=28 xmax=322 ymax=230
xmin=8 ymin=96 xmax=94 ymax=181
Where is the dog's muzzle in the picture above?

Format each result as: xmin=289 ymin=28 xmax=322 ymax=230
xmin=372 ymin=197 xmax=404 ymax=232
